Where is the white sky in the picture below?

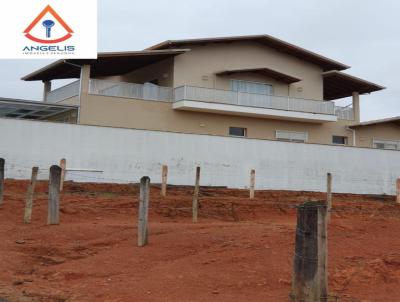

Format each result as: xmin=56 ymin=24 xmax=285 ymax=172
xmin=0 ymin=0 xmax=399 ymax=121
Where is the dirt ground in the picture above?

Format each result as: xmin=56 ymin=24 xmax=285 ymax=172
xmin=0 ymin=180 xmax=400 ymax=302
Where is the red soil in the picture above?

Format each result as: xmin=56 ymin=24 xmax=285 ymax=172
xmin=0 ymin=180 xmax=400 ymax=302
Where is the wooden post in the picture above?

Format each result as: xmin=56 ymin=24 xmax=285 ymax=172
xmin=250 ymin=169 xmax=255 ymax=199
xmin=318 ymin=202 xmax=328 ymax=302
xmin=192 ymin=167 xmax=200 ymax=223
xmin=291 ymin=201 xmax=328 ymax=302
xmin=0 ymin=158 xmax=4 ymax=206
xmin=24 ymin=167 xmax=39 ymax=224
xmin=326 ymin=173 xmax=332 ymax=221
xmin=396 ymin=178 xmax=400 ymax=204
xmin=138 ymin=176 xmax=150 ymax=247
xmin=161 ymin=165 xmax=168 ymax=197
xmin=59 ymin=158 xmax=66 ymax=191
xmin=48 ymin=165 xmax=62 ymax=225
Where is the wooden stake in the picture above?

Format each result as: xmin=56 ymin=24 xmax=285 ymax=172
xmin=161 ymin=165 xmax=168 ymax=197
xmin=192 ymin=167 xmax=200 ymax=223
xmin=250 ymin=169 xmax=255 ymax=199
xmin=291 ymin=201 xmax=328 ymax=302
xmin=0 ymin=158 xmax=4 ymax=206
xmin=396 ymin=178 xmax=400 ymax=204
xmin=59 ymin=158 xmax=66 ymax=191
xmin=326 ymin=173 xmax=332 ymax=221
xmin=318 ymin=202 xmax=328 ymax=301
xmin=48 ymin=165 xmax=62 ymax=225
xmin=24 ymin=167 xmax=39 ymax=224
xmin=138 ymin=176 xmax=150 ymax=247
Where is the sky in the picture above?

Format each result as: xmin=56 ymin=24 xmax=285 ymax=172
xmin=0 ymin=0 xmax=399 ymax=121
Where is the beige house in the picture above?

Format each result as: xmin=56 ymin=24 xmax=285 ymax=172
xmin=10 ymin=35 xmax=399 ymax=149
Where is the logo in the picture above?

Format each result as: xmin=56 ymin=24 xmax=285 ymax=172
xmin=23 ymin=5 xmax=74 ymax=44
xmin=0 ymin=0 xmax=97 ymax=59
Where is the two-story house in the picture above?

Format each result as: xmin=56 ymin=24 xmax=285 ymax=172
xmin=12 ymin=34 xmax=400 ymax=149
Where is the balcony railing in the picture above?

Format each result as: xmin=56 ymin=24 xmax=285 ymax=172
xmin=46 ymin=79 xmax=353 ymax=121
xmin=89 ymin=79 xmax=173 ymax=102
xmin=47 ymin=80 xmax=80 ymax=103
xmin=335 ymin=106 xmax=354 ymax=120
xmin=175 ymin=85 xmax=336 ymax=116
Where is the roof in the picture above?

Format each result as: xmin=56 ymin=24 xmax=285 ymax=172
xmin=350 ymin=116 xmax=400 ymax=128
xmin=0 ymin=98 xmax=78 ymax=120
xmin=146 ymin=35 xmax=350 ymax=71
xmin=22 ymin=49 xmax=189 ymax=81
xmin=323 ymin=70 xmax=385 ymax=100
xmin=216 ymin=67 xmax=301 ymax=84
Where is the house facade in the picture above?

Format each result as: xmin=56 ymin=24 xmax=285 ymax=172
xmin=16 ymin=35 xmax=399 ymax=149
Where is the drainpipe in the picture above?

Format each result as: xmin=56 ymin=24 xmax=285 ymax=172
xmin=346 ymin=126 xmax=356 ymax=146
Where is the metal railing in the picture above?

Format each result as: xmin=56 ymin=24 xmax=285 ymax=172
xmin=47 ymin=80 xmax=80 ymax=103
xmin=334 ymin=106 xmax=354 ymax=120
xmin=79 ymin=79 xmax=354 ymax=120
xmin=89 ymin=79 xmax=174 ymax=102
xmin=174 ymin=85 xmax=335 ymax=115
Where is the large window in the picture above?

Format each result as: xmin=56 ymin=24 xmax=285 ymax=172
xmin=276 ymin=130 xmax=308 ymax=143
xmin=332 ymin=136 xmax=348 ymax=145
xmin=231 ymin=80 xmax=273 ymax=95
xmin=373 ymin=139 xmax=400 ymax=150
xmin=229 ymin=127 xmax=247 ymax=137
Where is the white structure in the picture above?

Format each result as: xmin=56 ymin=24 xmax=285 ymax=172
xmin=0 ymin=117 xmax=399 ymax=195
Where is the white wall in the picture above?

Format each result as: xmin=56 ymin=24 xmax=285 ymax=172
xmin=0 ymin=118 xmax=399 ymax=195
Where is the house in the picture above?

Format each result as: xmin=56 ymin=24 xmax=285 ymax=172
xmin=6 ymin=35 xmax=399 ymax=149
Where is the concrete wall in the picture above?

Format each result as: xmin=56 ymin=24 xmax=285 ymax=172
xmin=78 ymin=94 xmax=354 ymax=145
xmin=0 ymin=118 xmax=399 ymax=195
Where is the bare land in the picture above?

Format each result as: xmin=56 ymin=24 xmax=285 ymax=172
xmin=1 ymin=180 xmax=400 ymax=302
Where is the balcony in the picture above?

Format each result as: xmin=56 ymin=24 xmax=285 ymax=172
xmin=49 ymin=79 xmax=354 ymax=122
xmin=174 ymin=86 xmax=337 ymax=123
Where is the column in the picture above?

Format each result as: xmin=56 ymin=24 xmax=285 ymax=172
xmin=43 ymin=81 xmax=52 ymax=102
xmin=352 ymin=92 xmax=360 ymax=123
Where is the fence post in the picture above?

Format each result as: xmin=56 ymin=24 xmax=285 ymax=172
xmin=59 ymin=158 xmax=66 ymax=191
xmin=397 ymin=178 xmax=400 ymax=204
xmin=24 ymin=167 xmax=39 ymax=224
xmin=326 ymin=173 xmax=332 ymax=222
xmin=192 ymin=166 xmax=201 ymax=223
xmin=48 ymin=165 xmax=62 ymax=225
xmin=250 ymin=169 xmax=255 ymax=199
xmin=291 ymin=201 xmax=328 ymax=302
xmin=318 ymin=202 xmax=328 ymax=302
xmin=0 ymin=158 xmax=4 ymax=206
xmin=138 ymin=176 xmax=150 ymax=247
xmin=161 ymin=165 xmax=168 ymax=197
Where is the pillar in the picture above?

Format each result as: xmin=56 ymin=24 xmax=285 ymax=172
xmin=352 ymin=92 xmax=360 ymax=123
xmin=42 ymin=81 xmax=52 ymax=102
xmin=78 ymin=64 xmax=91 ymax=123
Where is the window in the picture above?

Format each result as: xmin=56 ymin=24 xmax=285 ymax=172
xmin=373 ymin=139 xmax=400 ymax=150
xmin=276 ymin=130 xmax=308 ymax=143
xmin=332 ymin=136 xmax=348 ymax=145
xmin=229 ymin=127 xmax=247 ymax=137
xmin=231 ymin=80 xmax=273 ymax=95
